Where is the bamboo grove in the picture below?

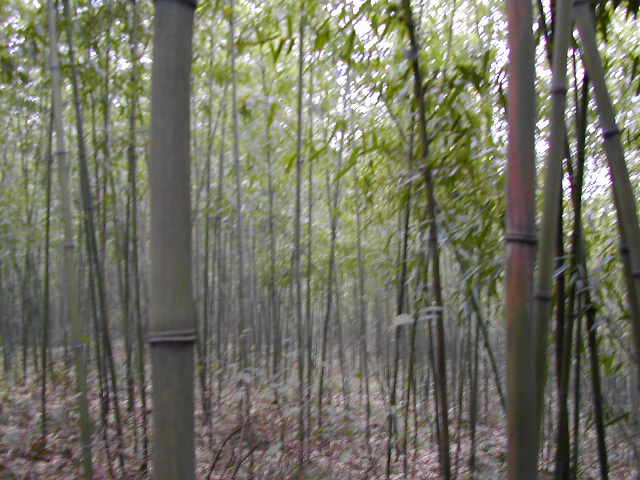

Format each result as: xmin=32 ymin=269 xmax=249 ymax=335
xmin=0 ymin=0 xmax=639 ymax=478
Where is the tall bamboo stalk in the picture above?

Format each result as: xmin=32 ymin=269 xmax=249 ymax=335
xmin=570 ymin=60 xmax=589 ymax=479
xmin=126 ymin=0 xmax=149 ymax=470
xmin=531 ymin=0 xmax=572 ymax=455
xmin=387 ymin=132 xmax=412 ymax=479
xmin=199 ymin=47 xmax=225 ymax=437
xmin=504 ymin=0 xmax=538 ymax=477
xmin=229 ymin=0 xmax=248 ymax=379
xmin=40 ymin=109 xmax=53 ymax=444
xmin=402 ymin=1 xmax=451 ymax=476
xmin=214 ymin=107 xmax=228 ymax=407
xmin=305 ymin=61 xmax=315 ymax=433
xmin=354 ymin=171 xmax=371 ymax=456
xmin=563 ymin=56 xmax=610 ymax=478
xmin=318 ymin=65 xmax=349 ymax=430
xmin=46 ymin=1 xmax=93 ymax=476
xmin=294 ymin=0 xmax=306 ymax=469
xmin=574 ymin=0 xmax=640 ymax=387
xmin=148 ymin=0 xmax=197 ymax=477
xmin=61 ymin=0 xmax=126 ymax=470
xmin=260 ymin=63 xmax=281 ymax=399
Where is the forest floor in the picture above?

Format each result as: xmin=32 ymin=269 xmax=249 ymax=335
xmin=0 ymin=354 xmax=638 ymax=479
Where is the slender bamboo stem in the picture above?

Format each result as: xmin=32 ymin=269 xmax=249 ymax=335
xmin=574 ymin=0 xmax=640 ymax=378
xmin=531 ymin=0 xmax=572 ymax=460
xmin=46 ymin=0 xmax=93 ymax=476
xmin=402 ymin=1 xmax=451 ymax=476
xmin=294 ymin=0 xmax=306 ymax=469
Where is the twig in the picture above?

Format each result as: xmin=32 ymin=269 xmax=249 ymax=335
xmin=207 ymin=426 xmax=241 ymax=480
xmin=231 ymin=442 xmax=265 ymax=479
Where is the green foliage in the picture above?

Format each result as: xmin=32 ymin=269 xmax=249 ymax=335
xmin=1 ymin=0 xmax=639 ymax=431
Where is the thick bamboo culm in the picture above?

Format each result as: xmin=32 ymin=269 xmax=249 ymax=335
xmin=148 ymin=0 xmax=198 ymax=478
xmin=504 ymin=0 xmax=538 ymax=477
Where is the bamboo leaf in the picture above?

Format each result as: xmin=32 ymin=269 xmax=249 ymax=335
xmin=314 ymin=27 xmax=330 ymax=51
xmin=393 ymin=313 xmax=414 ymax=327
xmin=553 ymin=263 xmax=569 ymax=278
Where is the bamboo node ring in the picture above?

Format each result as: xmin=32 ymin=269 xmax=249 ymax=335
xmin=156 ymin=0 xmax=197 ymax=8
xmin=534 ymin=292 xmax=553 ymax=302
xmin=147 ymin=329 xmax=197 ymax=344
xmin=505 ymin=232 xmax=537 ymax=245
xmin=602 ymin=127 xmax=620 ymax=140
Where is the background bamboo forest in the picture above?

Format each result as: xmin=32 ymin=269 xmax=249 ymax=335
xmin=1 ymin=0 xmax=640 ymax=478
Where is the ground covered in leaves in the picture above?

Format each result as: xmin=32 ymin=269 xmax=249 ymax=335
xmin=0 ymin=356 xmax=637 ymax=479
